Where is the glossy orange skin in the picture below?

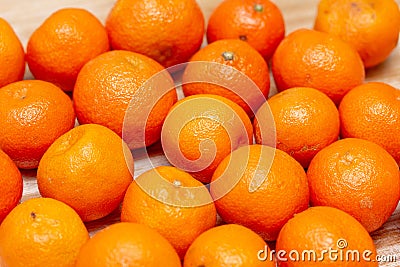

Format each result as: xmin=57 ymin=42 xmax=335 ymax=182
xmin=0 ymin=80 xmax=75 ymax=169
xmin=207 ymin=0 xmax=285 ymax=60
xmin=76 ymin=222 xmax=181 ymax=267
xmin=184 ymin=224 xmax=275 ymax=267
xmin=26 ymin=8 xmax=110 ymax=91
xmin=339 ymin=82 xmax=400 ymax=165
xmin=121 ymin=166 xmax=216 ymax=259
xmin=314 ymin=0 xmax=400 ymax=68
xmin=0 ymin=198 xmax=89 ymax=267
xmin=254 ymin=87 xmax=340 ymax=168
xmin=162 ymin=94 xmax=253 ymax=184
xmin=182 ymin=39 xmax=270 ymax=116
xmin=106 ymin=0 xmax=204 ymax=67
xmin=307 ymin=138 xmax=400 ymax=232
xmin=0 ymin=150 xmax=22 ymax=223
xmin=271 ymin=29 xmax=365 ymax=105
xmin=211 ymin=145 xmax=309 ymax=241
xmin=0 ymin=18 xmax=25 ymax=88
xmin=37 ymin=124 xmax=134 ymax=222
xmin=276 ymin=206 xmax=378 ymax=267
xmin=73 ymin=50 xmax=177 ymax=149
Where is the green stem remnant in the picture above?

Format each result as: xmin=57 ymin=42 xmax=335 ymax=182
xmin=221 ymin=51 xmax=235 ymax=61
xmin=254 ymin=3 xmax=264 ymax=12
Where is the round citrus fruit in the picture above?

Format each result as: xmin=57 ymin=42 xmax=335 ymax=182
xmin=106 ymin=0 xmax=204 ymax=67
xmin=0 ymin=149 xmax=22 ymax=223
xmin=75 ymin=222 xmax=181 ymax=267
xmin=210 ymin=144 xmax=309 ymax=241
xmin=207 ymin=0 xmax=285 ymax=60
xmin=0 ymin=197 xmax=89 ymax=267
xmin=26 ymin=8 xmax=110 ymax=91
xmin=339 ymin=82 xmax=400 ymax=165
xmin=307 ymin=138 xmax=400 ymax=232
xmin=184 ymin=224 xmax=275 ymax=267
xmin=0 ymin=80 xmax=75 ymax=169
xmin=161 ymin=94 xmax=253 ymax=184
xmin=0 ymin=18 xmax=25 ymax=88
xmin=271 ymin=28 xmax=365 ymax=105
xmin=37 ymin=124 xmax=134 ymax=222
xmin=254 ymin=87 xmax=340 ymax=168
xmin=314 ymin=0 xmax=400 ymax=68
xmin=73 ymin=50 xmax=177 ymax=149
xmin=276 ymin=206 xmax=378 ymax=266
xmin=121 ymin=166 xmax=216 ymax=259
xmin=182 ymin=39 xmax=270 ymax=116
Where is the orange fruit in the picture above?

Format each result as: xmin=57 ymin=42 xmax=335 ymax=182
xmin=182 ymin=39 xmax=270 ymax=116
xmin=73 ymin=50 xmax=177 ymax=149
xmin=276 ymin=206 xmax=378 ymax=266
xmin=0 ymin=18 xmax=25 ymax=88
xmin=0 ymin=80 xmax=75 ymax=169
xmin=37 ymin=124 xmax=134 ymax=222
xmin=210 ymin=144 xmax=309 ymax=241
xmin=314 ymin=0 xmax=400 ymax=68
xmin=106 ymin=0 xmax=204 ymax=68
xmin=75 ymin=222 xmax=181 ymax=267
xmin=0 ymin=197 xmax=89 ymax=267
xmin=254 ymin=87 xmax=340 ymax=168
xmin=121 ymin=166 xmax=216 ymax=259
xmin=339 ymin=82 xmax=400 ymax=165
xmin=271 ymin=29 xmax=365 ymax=105
xmin=184 ymin=224 xmax=275 ymax=267
xmin=26 ymin=8 xmax=110 ymax=91
xmin=0 ymin=149 xmax=22 ymax=223
xmin=161 ymin=94 xmax=253 ymax=184
xmin=307 ymin=138 xmax=400 ymax=232
xmin=207 ymin=0 xmax=285 ymax=60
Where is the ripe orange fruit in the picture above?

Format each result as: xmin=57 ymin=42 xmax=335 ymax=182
xmin=182 ymin=39 xmax=270 ymax=116
xmin=210 ymin=144 xmax=309 ymax=241
xmin=271 ymin=29 xmax=365 ymax=105
xmin=75 ymin=222 xmax=181 ymax=267
xmin=0 ymin=18 xmax=25 ymax=88
xmin=307 ymin=138 xmax=400 ymax=232
xmin=73 ymin=50 xmax=177 ymax=149
xmin=161 ymin=94 xmax=253 ymax=184
xmin=254 ymin=87 xmax=340 ymax=168
xmin=276 ymin=206 xmax=378 ymax=266
xmin=184 ymin=224 xmax=275 ymax=267
xmin=0 ymin=150 xmax=22 ymax=223
xmin=0 ymin=197 xmax=89 ymax=267
xmin=26 ymin=8 xmax=109 ymax=91
xmin=339 ymin=82 xmax=400 ymax=165
xmin=106 ymin=0 xmax=204 ymax=68
xmin=314 ymin=0 xmax=400 ymax=68
xmin=121 ymin=166 xmax=216 ymax=259
xmin=207 ymin=0 xmax=285 ymax=60
xmin=0 ymin=80 xmax=75 ymax=169
xmin=37 ymin=124 xmax=134 ymax=222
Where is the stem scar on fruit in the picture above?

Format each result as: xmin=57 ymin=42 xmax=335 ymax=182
xmin=222 ymin=51 xmax=235 ymax=61
xmin=254 ymin=3 xmax=264 ymax=12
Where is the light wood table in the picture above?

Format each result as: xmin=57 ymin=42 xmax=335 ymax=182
xmin=1 ymin=0 xmax=399 ymax=266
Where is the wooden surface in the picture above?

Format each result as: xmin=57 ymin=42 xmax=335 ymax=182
xmin=1 ymin=0 xmax=399 ymax=266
